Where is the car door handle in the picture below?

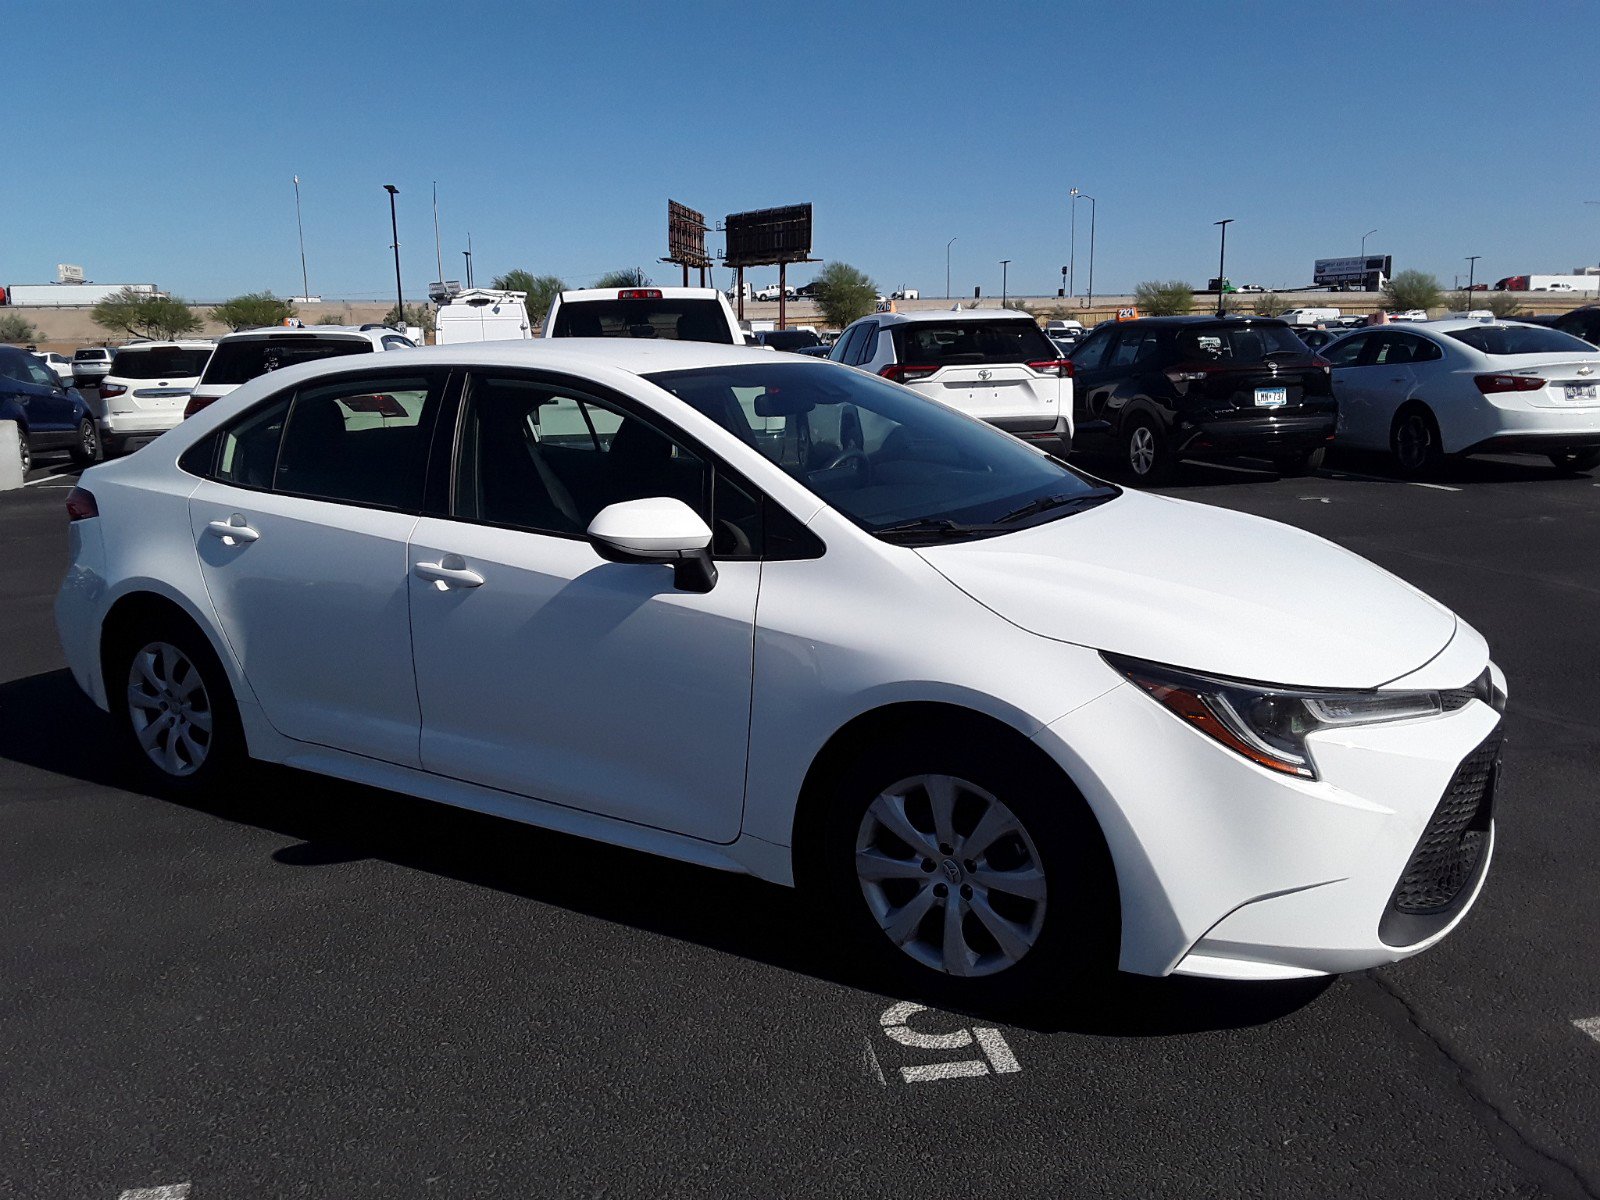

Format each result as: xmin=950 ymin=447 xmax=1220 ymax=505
xmin=415 ymin=558 xmax=485 ymax=588
xmin=205 ymin=517 xmax=260 ymax=543
xmin=1390 ymin=377 xmax=1407 ymax=383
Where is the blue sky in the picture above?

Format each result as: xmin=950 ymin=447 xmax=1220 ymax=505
xmin=8 ymin=1 xmax=1599 ymax=301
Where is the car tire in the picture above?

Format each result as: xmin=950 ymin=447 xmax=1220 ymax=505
xmin=1548 ymin=448 xmax=1600 ymax=474
xmin=107 ymin=615 xmax=246 ymax=796
xmin=1273 ymin=446 xmax=1326 ymax=476
xmin=1123 ymin=414 xmax=1176 ymax=484
xmin=1390 ymin=404 xmax=1443 ymax=477
xmin=17 ymin=431 xmax=30 ymax=476
xmin=817 ymin=726 xmax=1118 ymax=1008
xmin=70 ymin=417 xmax=102 ymax=465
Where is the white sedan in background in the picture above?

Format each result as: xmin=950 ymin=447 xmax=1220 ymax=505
xmin=55 ymin=341 xmax=1504 ymax=1003
xmin=1325 ymin=319 xmax=1600 ymax=474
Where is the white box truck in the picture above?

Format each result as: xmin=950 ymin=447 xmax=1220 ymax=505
xmin=434 ymin=289 xmax=531 ymax=344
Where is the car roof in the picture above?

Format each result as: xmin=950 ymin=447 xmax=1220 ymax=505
xmin=556 ymin=287 xmax=724 ymax=301
xmin=869 ymin=308 xmax=1043 ymax=325
xmin=1103 ymin=315 xmax=1290 ymax=328
xmin=304 ymin=338 xmax=801 ymax=377
xmin=113 ymin=339 xmax=215 ymax=350
xmin=215 ymin=326 xmax=390 ymax=343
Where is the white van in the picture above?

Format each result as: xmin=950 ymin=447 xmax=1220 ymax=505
xmin=434 ymin=289 xmax=531 ymax=345
xmin=1279 ymin=307 xmax=1341 ymax=326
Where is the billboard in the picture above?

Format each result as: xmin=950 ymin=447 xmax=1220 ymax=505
xmin=724 ymin=203 xmax=813 ymax=268
xmin=666 ymin=200 xmax=710 ymax=268
xmin=1314 ymin=255 xmax=1392 ymax=290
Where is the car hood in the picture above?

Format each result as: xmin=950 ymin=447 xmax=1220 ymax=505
xmin=917 ymin=490 xmax=1457 ymax=689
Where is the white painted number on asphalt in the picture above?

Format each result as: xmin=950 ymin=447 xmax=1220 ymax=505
xmin=118 ymin=1186 xmax=190 ymax=1200
xmin=1574 ymin=1016 xmax=1600 ymax=1044
xmin=872 ymin=1001 xmax=1021 ymax=1085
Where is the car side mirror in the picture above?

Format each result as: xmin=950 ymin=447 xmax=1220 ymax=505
xmin=586 ymin=497 xmax=718 ymax=593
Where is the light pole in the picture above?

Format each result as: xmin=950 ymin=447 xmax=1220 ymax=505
xmin=946 ymin=236 xmax=957 ymax=300
xmin=1362 ymin=228 xmax=1378 ymax=258
xmin=1214 ymin=218 xmax=1234 ymax=317
xmin=292 ymin=175 xmax=310 ymax=301
xmin=1586 ymin=202 xmax=1600 ymax=296
xmin=1466 ymin=255 xmax=1481 ymax=303
xmin=1068 ymin=187 xmax=1080 ymax=297
xmin=1000 ymin=259 xmax=1011 ymax=305
xmin=1078 ymin=193 xmax=1097 ymax=309
xmin=383 ymin=184 xmax=403 ymax=326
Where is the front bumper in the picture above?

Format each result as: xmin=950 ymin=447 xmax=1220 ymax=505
xmin=1176 ymin=411 xmax=1336 ymax=458
xmin=1032 ymin=665 xmax=1502 ymax=980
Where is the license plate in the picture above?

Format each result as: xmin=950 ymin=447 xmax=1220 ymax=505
xmin=1565 ymin=383 xmax=1597 ymax=402
xmin=1254 ymin=386 xmax=1287 ymax=408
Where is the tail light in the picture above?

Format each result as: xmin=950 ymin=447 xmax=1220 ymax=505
xmin=65 ymin=486 xmax=98 ymax=521
xmin=98 ymin=382 xmax=127 ymax=399
xmin=183 ymin=395 xmax=218 ymax=419
xmin=880 ymin=364 xmax=939 ymax=384
xmin=1312 ymin=356 xmax=1332 ymax=376
xmin=1474 ymin=374 xmax=1545 ymax=394
xmin=617 ymin=289 xmax=662 ymax=300
xmin=1026 ymin=359 xmax=1075 ymax=378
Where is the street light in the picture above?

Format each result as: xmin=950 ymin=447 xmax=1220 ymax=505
xmin=946 ymin=236 xmax=958 ymax=300
xmin=1466 ymin=255 xmax=1481 ymax=302
xmin=292 ymin=175 xmax=309 ymax=302
xmin=1075 ymin=192 xmax=1097 ymax=309
xmin=1000 ymin=259 xmax=1012 ymax=305
xmin=1068 ymin=188 xmax=1080 ymax=297
xmin=383 ymin=184 xmax=403 ymax=327
xmin=1214 ymin=218 xmax=1234 ymax=317
xmin=1362 ymin=228 xmax=1378 ymax=257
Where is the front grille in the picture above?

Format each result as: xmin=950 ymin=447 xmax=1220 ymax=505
xmin=1391 ymin=733 xmax=1500 ymax=915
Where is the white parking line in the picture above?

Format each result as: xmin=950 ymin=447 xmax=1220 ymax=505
xmin=1192 ymin=461 xmax=1275 ymax=476
xmin=1409 ymin=482 xmax=1462 ymax=492
xmin=1574 ymin=1016 xmax=1600 ymax=1044
xmin=24 ymin=471 xmax=78 ymax=487
xmin=118 ymin=1185 xmax=190 ymax=1200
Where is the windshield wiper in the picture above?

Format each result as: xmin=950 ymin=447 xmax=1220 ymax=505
xmin=874 ymin=517 xmax=1002 ymax=541
xmin=995 ymin=489 xmax=1116 ymax=524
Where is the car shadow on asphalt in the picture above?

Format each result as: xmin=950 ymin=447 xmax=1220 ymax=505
xmin=0 ymin=667 xmax=1333 ymax=1037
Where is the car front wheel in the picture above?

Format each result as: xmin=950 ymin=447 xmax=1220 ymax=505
xmin=70 ymin=418 xmax=102 ymax=465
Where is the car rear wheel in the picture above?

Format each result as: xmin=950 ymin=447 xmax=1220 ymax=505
xmin=1548 ymin=448 xmax=1600 ymax=473
xmin=1123 ymin=415 xmax=1175 ymax=484
xmin=70 ymin=418 xmax=102 ymax=465
xmin=109 ymin=618 xmax=244 ymax=794
xmin=1273 ymin=446 xmax=1326 ymax=476
xmin=820 ymin=731 xmax=1117 ymax=1006
xmin=1390 ymin=405 xmax=1442 ymax=477
xmin=17 ymin=433 xmax=30 ymax=476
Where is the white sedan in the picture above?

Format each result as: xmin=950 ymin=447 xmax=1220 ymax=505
xmin=1325 ymin=319 xmax=1600 ymax=473
xmin=55 ymin=341 xmax=1506 ymax=1001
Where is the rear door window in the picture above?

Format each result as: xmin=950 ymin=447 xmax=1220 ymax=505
xmin=852 ymin=324 xmax=880 ymax=365
xmin=1068 ymin=329 xmax=1113 ymax=371
xmin=890 ymin=319 xmax=1056 ymax=366
xmin=832 ymin=323 xmax=867 ymax=363
xmin=273 ymin=374 xmax=441 ymax=510
xmin=1324 ymin=334 xmax=1369 ymax=367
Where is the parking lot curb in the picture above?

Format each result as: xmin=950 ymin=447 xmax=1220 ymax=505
xmin=0 ymin=421 xmax=22 ymax=490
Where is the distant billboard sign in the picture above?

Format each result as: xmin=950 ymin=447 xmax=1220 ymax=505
xmin=57 ymin=263 xmax=84 ymax=284
xmin=724 ymin=203 xmax=813 ymax=268
xmin=666 ymin=200 xmax=710 ymax=268
xmin=1314 ymin=255 xmax=1392 ymax=289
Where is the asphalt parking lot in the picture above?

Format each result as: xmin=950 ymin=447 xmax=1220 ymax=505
xmin=3 ymin=448 xmax=1599 ymax=1199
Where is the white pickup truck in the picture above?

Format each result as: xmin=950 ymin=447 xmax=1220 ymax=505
xmin=544 ymin=287 xmax=745 ymax=344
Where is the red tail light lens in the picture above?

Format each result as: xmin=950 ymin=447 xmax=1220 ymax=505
xmin=98 ymin=382 xmax=127 ymax=399
xmin=880 ymin=364 xmax=939 ymax=384
xmin=65 ymin=486 xmax=98 ymax=521
xmin=1474 ymin=374 xmax=1545 ymax=394
xmin=617 ymin=289 xmax=662 ymax=300
xmin=1312 ymin=356 xmax=1332 ymax=376
xmin=183 ymin=395 xmax=217 ymax=419
xmin=1026 ymin=359 xmax=1075 ymax=378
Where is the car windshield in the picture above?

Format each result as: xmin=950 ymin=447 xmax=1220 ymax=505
xmin=890 ymin=319 xmax=1058 ymax=367
xmin=111 ymin=347 xmax=212 ymax=379
xmin=551 ymin=299 xmax=735 ymax=344
xmin=200 ymin=337 xmax=372 ymax=386
xmin=1446 ymin=324 xmax=1597 ymax=356
xmin=645 ymin=361 xmax=1115 ymax=541
xmin=1174 ymin=323 xmax=1309 ymax=362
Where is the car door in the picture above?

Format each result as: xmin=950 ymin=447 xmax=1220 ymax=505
xmin=1326 ymin=333 xmax=1382 ymax=448
xmin=1066 ymin=326 xmax=1118 ymax=443
xmin=19 ymin=356 xmax=75 ymax=442
xmin=406 ymin=370 xmax=762 ymax=844
xmin=188 ymin=367 xmax=450 ymax=765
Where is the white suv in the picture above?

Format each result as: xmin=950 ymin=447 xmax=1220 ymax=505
xmin=543 ymin=287 xmax=744 ymax=345
xmin=184 ymin=326 xmax=413 ymax=418
xmin=95 ymin=340 xmax=214 ymax=454
xmin=831 ymin=309 xmax=1074 ymax=453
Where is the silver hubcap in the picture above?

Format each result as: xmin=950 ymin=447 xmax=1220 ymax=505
xmin=126 ymin=641 xmax=213 ymax=777
xmin=82 ymin=422 xmax=96 ymax=454
xmin=855 ymin=774 xmax=1048 ymax=978
xmin=1129 ymin=426 xmax=1155 ymax=475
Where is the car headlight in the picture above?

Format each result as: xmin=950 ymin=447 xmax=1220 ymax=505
xmin=1104 ymin=653 xmax=1446 ymax=780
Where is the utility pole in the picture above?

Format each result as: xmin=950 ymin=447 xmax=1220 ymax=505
xmin=292 ymin=175 xmax=310 ymax=301
xmin=1000 ymin=259 xmax=1011 ymax=305
xmin=383 ymin=184 xmax=403 ymax=325
xmin=1466 ymin=255 xmax=1481 ymax=303
xmin=1214 ymin=218 xmax=1234 ymax=317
